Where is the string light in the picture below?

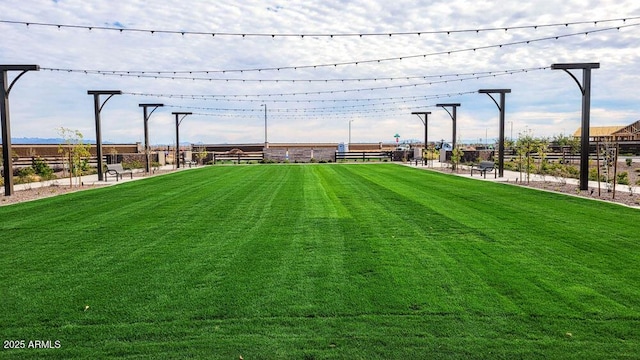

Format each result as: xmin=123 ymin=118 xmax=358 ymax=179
xmin=37 ymin=23 xmax=638 ymax=74
xmin=173 ymin=102 xmax=445 ymax=121
xmin=122 ymin=68 xmax=541 ymax=98
xmin=146 ymin=91 xmax=475 ymax=104
xmin=2 ymin=16 xmax=637 ymax=38
xmin=41 ymin=66 xmax=547 ymax=83
xmin=162 ymin=91 xmax=475 ymax=112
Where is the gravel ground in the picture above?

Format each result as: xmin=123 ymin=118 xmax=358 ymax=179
xmin=515 ymin=181 xmax=640 ymax=208
xmin=426 ymin=164 xmax=640 ymax=209
xmin=0 ymin=169 xmax=175 ymax=207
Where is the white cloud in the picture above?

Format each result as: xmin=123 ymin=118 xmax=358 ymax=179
xmin=1 ymin=0 xmax=639 ymax=145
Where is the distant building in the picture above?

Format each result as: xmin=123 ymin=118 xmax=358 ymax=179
xmin=573 ymin=120 xmax=640 ymax=142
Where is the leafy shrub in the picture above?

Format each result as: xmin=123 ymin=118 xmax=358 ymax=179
xmin=617 ymin=172 xmax=630 ymax=185
xmin=31 ymin=157 xmax=55 ymax=180
xmin=626 ymin=158 xmax=633 ymax=167
xmin=16 ymin=167 xmax=36 ymax=184
xmin=122 ymin=160 xmax=144 ymax=170
xmin=589 ymin=168 xmax=606 ymax=182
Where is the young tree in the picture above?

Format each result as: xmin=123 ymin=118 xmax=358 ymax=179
xmin=514 ymin=131 xmax=536 ymax=183
xmin=58 ymin=127 xmax=92 ymax=187
xmin=450 ymin=147 xmax=463 ymax=172
xmin=536 ymin=137 xmax=550 ymax=178
xmin=195 ymin=146 xmax=208 ymax=165
xmin=553 ymin=133 xmax=580 ymax=163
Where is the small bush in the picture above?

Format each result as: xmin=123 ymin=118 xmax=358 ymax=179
xmin=617 ymin=172 xmax=630 ymax=185
xmin=626 ymin=158 xmax=633 ymax=167
xmin=589 ymin=168 xmax=606 ymax=182
xmin=16 ymin=167 xmax=36 ymax=184
xmin=123 ymin=160 xmax=144 ymax=170
xmin=31 ymin=156 xmax=56 ymax=180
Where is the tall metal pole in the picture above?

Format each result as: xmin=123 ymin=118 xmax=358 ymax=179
xmin=349 ymin=120 xmax=353 ymax=146
xmin=411 ymin=111 xmax=431 ymax=154
xmin=551 ymin=63 xmax=600 ymax=190
xmin=88 ymin=90 xmax=122 ymax=181
xmin=139 ymin=103 xmax=164 ymax=173
xmin=479 ymin=89 xmax=511 ymax=178
xmin=173 ymin=112 xmax=192 ymax=169
xmin=91 ymin=93 xmax=102 ymax=176
xmin=143 ymin=106 xmax=150 ymax=173
xmin=436 ymin=103 xmax=461 ymax=150
xmin=0 ymin=65 xmax=39 ymax=196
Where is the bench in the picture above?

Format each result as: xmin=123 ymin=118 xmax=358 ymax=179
xmin=471 ymin=161 xmax=496 ymax=178
xmin=335 ymin=151 xmax=393 ymax=162
xmin=105 ymin=163 xmax=133 ymax=181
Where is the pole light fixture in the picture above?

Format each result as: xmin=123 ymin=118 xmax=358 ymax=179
xmin=411 ymin=111 xmax=431 ymax=151
xmin=551 ymin=62 xmax=599 ymax=190
xmin=88 ymin=90 xmax=122 ymax=181
xmin=172 ymin=112 xmax=192 ymax=168
xmin=1 ymin=65 xmax=39 ymax=196
xmin=478 ymin=89 xmax=511 ymax=178
xmin=139 ymin=103 xmax=164 ymax=174
xmin=435 ymin=103 xmax=461 ymax=150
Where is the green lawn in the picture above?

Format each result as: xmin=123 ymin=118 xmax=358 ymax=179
xmin=1 ymin=164 xmax=638 ymax=359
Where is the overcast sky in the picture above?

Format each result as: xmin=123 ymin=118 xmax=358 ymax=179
xmin=2 ymin=0 xmax=640 ymax=145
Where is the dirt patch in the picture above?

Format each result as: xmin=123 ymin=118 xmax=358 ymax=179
xmin=0 ymin=184 xmax=100 ymax=206
xmin=515 ymin=181 xmax=640 ymax=208
xmin=425 ymin=163 xmax=640 ymax=209
xmin=1 ymin=168 xmax=177 ymax=207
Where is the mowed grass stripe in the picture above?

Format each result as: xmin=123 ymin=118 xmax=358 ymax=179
xmin=0 ymin=164 xmax=639 ymax=359
xmin=341 ymin=165 xmax=640 ymax=316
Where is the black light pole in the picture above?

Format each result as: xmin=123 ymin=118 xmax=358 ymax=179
xmin=411 ymin=111 xmax=431 ymax=164
xmin=551 ymin=63 xmax=600 ymax=190
xmin=88 ymin=90 xmax=122 ymax=181
xmin=1 ymin=65 xmax=39 ymax=196
xmin=436 ymin=103 xmax=461 ymax=150
xmin=411 ymin=111 xmax=431 ymax=150
xmin=479 ymin=89 xmax=511 ymax=177
xmin=139 ymin=103 xmax=164 ymax=174
xmin=173 ymin=112 xmax=192 ymax=168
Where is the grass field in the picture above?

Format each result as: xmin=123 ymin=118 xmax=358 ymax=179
xmin=1 ymin=163 xmax=639 ymax=359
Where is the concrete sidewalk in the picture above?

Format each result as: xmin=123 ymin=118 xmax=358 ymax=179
xmin=402 ymin=160 xmax=639 ymax=194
